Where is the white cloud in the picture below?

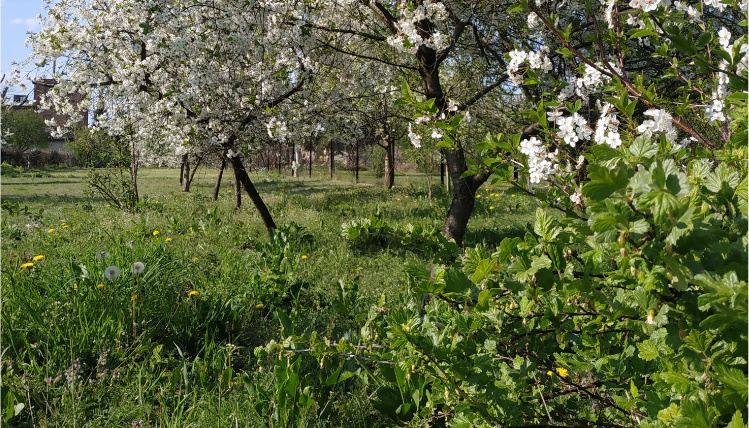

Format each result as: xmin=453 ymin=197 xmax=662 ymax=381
xmin=9 ymin=18 xmax=40 ymax=31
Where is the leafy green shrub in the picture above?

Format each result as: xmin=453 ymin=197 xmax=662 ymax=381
xmin=0 ymin=162 xmax=23 ymax=177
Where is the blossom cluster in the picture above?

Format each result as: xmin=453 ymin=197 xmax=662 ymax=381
xmin=507 ymin=47 xmax=553 ymax=85
xmin=519 ymin=136 xmax=558 ymax=184
xmin=386 ymin=0 xmax=450 ymax=54
xmin=637 ymin=109 xmax=677 ymax=142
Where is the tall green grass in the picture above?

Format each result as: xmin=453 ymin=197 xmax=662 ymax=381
xmin=1 ymin=166 xmax=536 ymax=426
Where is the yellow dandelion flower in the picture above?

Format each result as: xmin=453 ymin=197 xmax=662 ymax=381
xmin=131 ymin=294 xmax=138 ymax=301
xmin=477 ymin=194 xmax=481 ymax=198
xmin=188 ymin=290 xmax=198 ymax=297
xmin=193 ymin=257 xmax=199 ymax=262
xmin=228 ymin=190 xmax=232 ymax=193
xmin=97 ymin=283 xmax=104 ymax=289
xmin=489 ymin=206 xmax=495 ymax=210
xmin=255 ymin=303 xmax=264 ymax=309
xmin=547 ymin=370 xmax=553 ymax=376
xmin=511 ymin=194 xmax=516 ymax=198
xmin=107 ymin=204 xmax=111 ymax=207
xmin=165 ymin=238 xmax=172 ymax=242
xmin=493 ymin=265 xmax=500 ymax=271
xmin=63 ymin=225 xmax=69 ymax=228
xmin=556 ymin=368 xmax=569 ymax=378
xmin=21 ymin=262 xmax=34 ymax=269
xmin=154 ymin=201 xmax=159 ymax=203
xmin=74 ymin=285 xmax=78 ymax=292
xmin=152 ymin=230 xmax=160 ymax=236
xmin=404 ymin=195 xmax=408 ymax=199
xmin=48 ymin=229 xmax=55 ymax=233
xmin=301 ymin=255 xmax=307 ymax=259
xmin=397 ymin=198 xmax=401 ymax=201
xmin=33 ymin=255 xmax=45 ymax=261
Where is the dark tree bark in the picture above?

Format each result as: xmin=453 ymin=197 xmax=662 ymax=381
xmin=213 ymin=157 xmax=226 ymax=201
xmin=229 ymin=155 xmax=276 ymax=230
xmin=309 ymin=138 xmax=313 ymax=177
xmin=179 ymin=155 xmax=185 ymax=186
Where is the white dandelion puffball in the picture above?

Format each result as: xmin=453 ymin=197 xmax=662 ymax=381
xmin=104 ymin=266 xmax=121 ymax=280
xmin=131 ymin=262 xmax=145 ymax=275
xmin=96 ymin=251 xmax=110 ymax=260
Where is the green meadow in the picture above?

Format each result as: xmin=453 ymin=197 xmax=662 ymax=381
xmin=1 ymin=166 xmax=536 ymax=427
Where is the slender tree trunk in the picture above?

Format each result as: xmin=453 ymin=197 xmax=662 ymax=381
xmin=309 ymin=138 xmax=313 ymax=178
xmin=384 ymin=138 xmax=394 ymax=189
xmin=229 ymin=155 xmax=275 ymax=231
xmin=213 ymin=157 xmax=226 ymax=201
xmin=182 ymin=158 xmax=191 ymax=192
xmin=329 ymin=140 xmax=334 ymax=178
xmin=180 ymin=155 xmax=185 ymax=185
xmin=355 ymin=140 xmax=359 ymax=183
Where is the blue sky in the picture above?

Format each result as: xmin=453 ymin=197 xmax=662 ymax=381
xmin=2 ymin=0 xmax=45 ymax=97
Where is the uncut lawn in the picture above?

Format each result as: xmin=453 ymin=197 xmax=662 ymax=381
xmin=1 ymin=166 xmax=536 ymax=427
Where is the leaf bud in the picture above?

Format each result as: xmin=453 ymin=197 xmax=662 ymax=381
xmin=620 ymin=247 xmax=626 ymax=258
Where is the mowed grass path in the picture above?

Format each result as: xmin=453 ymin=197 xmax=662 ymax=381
xmin=1 ymin=166 xmax=536 ymax=427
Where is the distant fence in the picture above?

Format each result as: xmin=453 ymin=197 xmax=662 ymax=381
xmin=1 ymin=148 xmax=77 ymax=168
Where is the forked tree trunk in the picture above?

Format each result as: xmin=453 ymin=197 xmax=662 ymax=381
xmin=329 ymin=140 xmax=335 ymax=178
xmin=213 ymin=158 xmax=226 ymax=201
xmin=442 ymin=148 xmax=489 ymax=244
xmin=229 ymin=155 xmax=276 ymax=231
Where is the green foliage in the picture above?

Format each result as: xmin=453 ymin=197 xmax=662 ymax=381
xmin=70 ymin=127 xmax=122 ymax=167
xmin=0 ymin=108 xmax=48 ymax=151
xmin=369 ymin=145 xmax=386 ymax=179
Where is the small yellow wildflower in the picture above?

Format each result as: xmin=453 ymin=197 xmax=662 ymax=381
xmin=493 ymin=265 xmax=500 ymax=271
xmin=74 ymin=285 xmax=78 ymax=292
xmin=48 ymin=229 xmax=55 ymax=233
xmin=131 ymin=294 xmax=138 ymax=301
xmin=255 ymin=303 xmax=264 ymax=309
xmin=193 ymin=257 xmax=199 ymax=262
xmin=33 ymin=255 xmax=45 ymax=261
xmin=152 ymin=230 xmax=160 ymax=236
xmin=547 ymin=370 xmax=553 ymax=376
xmin=404 ymin=195 xmax=408 ymax=199
xmin=228 ymin=190 xmax=232 ymax=193
xmin=21 ymin=262 xmax=34 ymax=269
xmin=63 ymin=225 xmax=69 ymax=228
xmin=511 ymin=194 xmax=516 ymax=198
xmin=489 ymin=206 xmax=495 ymax=210
xmin=154 ymin=201 xmax=159 ymax=203
xmin=107 ymin=204 xmax=111 ymax=207
xmin=97 ymin=283 xmax=104 ymax=289
xmin=301 ymin=255 xmax=307 ymax=259
xmin=556 ymin=368 xmax=569 ymax=378
xmin=477 ymin=194 xmax=481 ymax=198
xmin=165 ymin=238 xmax=172 ymax=242
xmin=397 ymin=198 xmax=401 ymax=201
xmin=188 ymin=290 xmax=198 ymax=297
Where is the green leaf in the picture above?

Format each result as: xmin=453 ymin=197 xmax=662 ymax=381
xmin=401 ymin=82 xmax=413 ymax=102
xmin=637 ymin=340 xmax=660 ymax=361
xmin=629 ymin=135 xmax=658 ymax=161
xmin=583 ymin=164 xmax=629 ymax=201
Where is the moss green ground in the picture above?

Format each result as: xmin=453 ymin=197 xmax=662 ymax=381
xmin=1 ymin=166 xmax=535 ymax=427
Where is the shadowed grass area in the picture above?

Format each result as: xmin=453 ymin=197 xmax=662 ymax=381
xmin=1 ymin=165 xmax=536 ymax=427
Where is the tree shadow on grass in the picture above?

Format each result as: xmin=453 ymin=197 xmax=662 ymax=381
xmin=1 ymin=194 xmax=104 ymax=206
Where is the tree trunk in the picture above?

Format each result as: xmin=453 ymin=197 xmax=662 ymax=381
xmin=355 ymin=140 xmax=359 ymax=183
xmin=329 ymin=140 xmax=334 ymax=178
xmin=442 ymin=149 xmax=489 ymax=245
xmin=384 ymin=138 xmax=394 ymax=189
xmin=213 ymin=157 xmax=226 ymax=201
xmin=179 ymin=155 xmax=185 ymax=185
xmin=182 ymin=155 xmax=191 ymax=192
xmin=229 ymin=155 xmax=276 ymax=231
xmin=309 ymin=138 xmax=313 ymax=177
